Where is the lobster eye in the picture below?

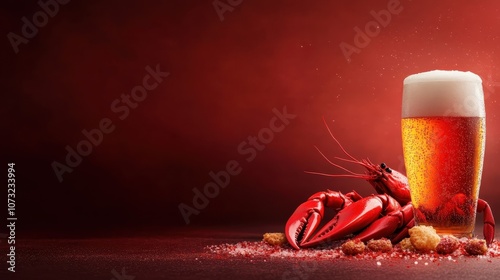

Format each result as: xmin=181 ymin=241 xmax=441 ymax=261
xmin=385 ymin=167 xmax=392 ymax=173
xmin=380 ymin=163 xmax=387 ymax=169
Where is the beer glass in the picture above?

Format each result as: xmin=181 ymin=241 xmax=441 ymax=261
xmin=402 ymin=70 xmax=485 ymax=237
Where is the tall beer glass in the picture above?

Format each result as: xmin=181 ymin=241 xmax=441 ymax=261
xmin=402 ymin=70 xmax=485 ymax=237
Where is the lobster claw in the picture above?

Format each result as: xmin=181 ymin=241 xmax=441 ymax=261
xmin=285 ymin=200 xmax=324 ymax=250
xmin=301 ymin=196 xmax=384 ymax=247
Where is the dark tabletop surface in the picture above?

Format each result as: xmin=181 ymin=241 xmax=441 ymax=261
xmin=1 ymin=225 xmax=500 ymax=280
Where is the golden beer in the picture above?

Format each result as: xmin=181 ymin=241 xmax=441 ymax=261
xmin=402 ymin=116 xmax=485 ymax=235
xmin=402 ymin=70 xmax=485 ymax=237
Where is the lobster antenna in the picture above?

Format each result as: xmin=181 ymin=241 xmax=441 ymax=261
xmin=313 ymin=146 xmax=358 ymax=175
xmin=334 ymin=156 xmax=371 ymax=170
xmin=322 ymin=117 xmax=359 ymax=162
xmin=364 ymin=158 xmax=374 ymax=166
xmin=304 ymin=171 xmax=371 ymax=180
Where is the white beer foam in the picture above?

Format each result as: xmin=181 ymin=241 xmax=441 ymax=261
xmin=404 ymin=70 xmax=482 ymax=84
xmin=402 ymin=70 xmax=485 ymax=118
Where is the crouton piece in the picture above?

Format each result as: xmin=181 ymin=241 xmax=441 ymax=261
xmin=341 ymin=239 xmax=365 ymax=255
xmin=263 ymin=233 xmax=287 ymax=246
xmin=436 ymin=235 xmax=460 ymax=255
xmin=409 ymin=225 xmax=440 ymax=252
xmin=465 ymin=238 xmax=488 ymax=255
xmin=367 ymin=238 xmax=393 ymax=253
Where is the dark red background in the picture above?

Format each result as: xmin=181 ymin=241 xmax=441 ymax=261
xmin=2 ymin=0 xmax=499 ymax=235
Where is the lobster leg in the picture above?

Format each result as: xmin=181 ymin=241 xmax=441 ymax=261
xmin=285 ymin=190 xmax=362 ymax=249
xmin=356 ymin=204 xmax=413 ymax=241
xmin=301 ymin=195 xmax=386 ymax=247
xmin=477 ymin=199 xmax=495 ymax=245
xmin=391 ymin=219 xmax=415 ymax=244
xmin=355 ymin=204 xmax=414 ymax=243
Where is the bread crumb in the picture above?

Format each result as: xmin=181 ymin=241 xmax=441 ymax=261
xmin=409 ymin=225 xmax=440 ymax=252
xmin=436 ymin=235 xmax=460 ymax=254
xmin=263 ymin=233 xmax=287 ymax=246
xmin=367 ymin=238 xmax=393 ymax=252
xmin=399 ymin=238 xmax=415 ymax=251
xmin=341 ymin=239 xmax=365 ymax=255
xmin=465 ymin=238 xmax=488 ymax=255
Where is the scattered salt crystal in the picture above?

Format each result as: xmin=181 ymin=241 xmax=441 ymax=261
xmin=205 ymin=240 xmax=500 ymax=262
xmin=425 ymin=262 xmax=428 ymax=265
xmin=377 ymin=261 xmax=381 ymax=266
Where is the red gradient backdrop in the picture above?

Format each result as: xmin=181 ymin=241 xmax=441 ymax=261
xmin=2 ymin=0 xmax=499 ymax=234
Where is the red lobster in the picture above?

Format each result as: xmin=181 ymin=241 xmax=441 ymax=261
xmin=285 ymin=120 xmax=495 ymax=249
